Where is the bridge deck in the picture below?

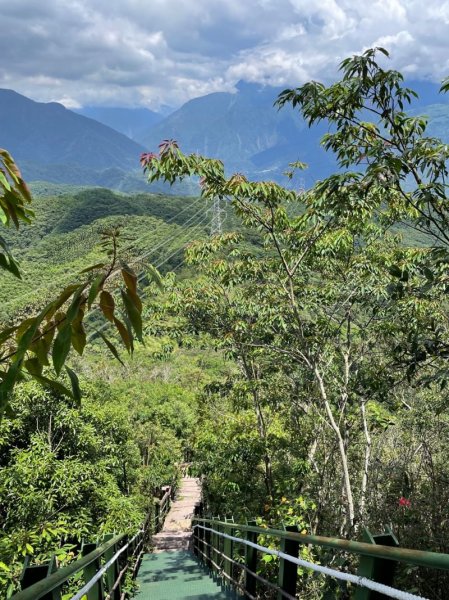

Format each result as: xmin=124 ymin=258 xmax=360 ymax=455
xmin=135 ymin=550 xmax=238 ymax=599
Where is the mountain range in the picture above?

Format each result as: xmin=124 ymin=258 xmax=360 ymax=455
xmin=2 ymin=80 xmax=449 ymax=191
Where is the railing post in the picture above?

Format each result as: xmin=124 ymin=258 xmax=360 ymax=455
xmin=223 ymin=518 xmax=234 ymax=588
xmin=197 ymin=520 xmax=205 ymax=563
xmin=81 ymin=541 xmax=104 ymax=600
xmin=20 ymin=555 xmax=61 ymax=600
xmin=192 ymin=521 xmax=198 ymax=557
xmin=245 ymin=520 xmax=258 ymax=597
xmin=212 ymin=517 xmax=220 ymax=575
xmin=47 ymin=556 xmax=61 ymax=600
xmin=205 ymin=521 xmax=212 ymax=569
xmin=277 ymin=525 xmax=300 ymax=600
xmin=154 ymin=498 xmax=161 ymax=533
xmin=103 ymin=534 xmax=120 ymax=600
xmin=354 ymin=528 xmax=399 ymax=600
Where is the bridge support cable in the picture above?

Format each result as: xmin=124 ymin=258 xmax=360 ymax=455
xmin=194 ymin=524 xmax=429 ymax=600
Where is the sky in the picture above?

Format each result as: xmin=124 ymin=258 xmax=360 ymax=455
xmin=1 ymin=0 xmax=449 ymax=110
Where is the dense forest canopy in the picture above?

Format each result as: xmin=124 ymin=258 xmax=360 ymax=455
xmin=2 ymin=48 xmax=449 ymax=598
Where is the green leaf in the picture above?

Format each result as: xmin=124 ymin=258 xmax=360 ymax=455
xmin=66 ymin=287 xmax=85 ymax=323
xmin=52 ymin=324 xmax=72 ymax=375
xmin=0 ymin=325 xmax=17 ymax=346
xmin=46 ymin=284 xmax=80 ymax=321
xmin=121 ymin=289 xmax=143 ymax=342
xmin=31 ymin=373 xmax=73 ymax=398
xmin=113 ymin=317 xmax=132 ymax=353
xmin=71 ymin=315 xmax=87 ymax=356
xmin=65 ymin=366 xmax=82 ymax=405
xmin=0 ymin=360 xmax=22 ymax=415
xmin=88 ymin=273 xmax=104 ymax=309
xmin=24 ymin=357 xmax=43 ymax=376
xmin=79 ymin=262 xmax=106 ymax=273
xmin=146 ymin=264 xmax=164 ymax=291
xmin=98 ymin=331 xmax=125 ymax=366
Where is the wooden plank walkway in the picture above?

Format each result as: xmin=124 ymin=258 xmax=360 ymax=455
xmin=135 ymin=477 xmax=239 ymax=599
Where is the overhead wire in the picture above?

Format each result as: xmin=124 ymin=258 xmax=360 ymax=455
xmin=85 ymin=215 xmax=209 ymax=342
xmin=0 ymin=197 xmax=206 ymax=313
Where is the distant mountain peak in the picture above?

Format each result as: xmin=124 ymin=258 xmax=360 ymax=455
xmin=0 ymin=87 xmax=144 ymax=174
xmin=235 ymin=80 xmax=267 ymax=93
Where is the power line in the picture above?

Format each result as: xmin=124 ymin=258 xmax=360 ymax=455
xmin=86 ymin=218 xmax=208 ymax=343
xmin=0 ymin=197 xmax=205 ymax=313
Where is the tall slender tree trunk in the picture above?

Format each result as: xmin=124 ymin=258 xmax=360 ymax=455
xmin=360 ymin=399 xmax=371 ymax=524
xmin=314 ymin=366 xmax=355 ymax=533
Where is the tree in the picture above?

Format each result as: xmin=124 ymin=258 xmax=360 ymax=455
xmin=139 ymin=54 xmax=449 ymax=536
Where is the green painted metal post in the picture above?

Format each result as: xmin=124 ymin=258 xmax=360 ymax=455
xmin=102 ymin=534 xmax=120 ymax=600
xmin=354 ymin=528 xmax=400 ymax=600
xmin=20 ymin=556 xmax=61 ymax=600
xmin=245 ymin=520 xmax=258 ymax=597
xmin=213 ymin=518 xmax=221 ymax=574
xmin=199 ymin=522 xmax=205 ymax=563
xmin=192 ymin=523 xmax=198 ymax=558
xmin=154 ymin=499 xmax=160 ymax=533
xmin=277 ymin=525 xmax=300 ymax=600
xmin=205 ymin=522 xmax=212 ymax=569
xmin=211 ymin=520 xmax=219 ymax=574
xmin=81 ymin=542 xmax=104 ymax=600
xmin=46 ymin=557 xmax=61 ymax=600
xmin=118 ymin=535 xmax=129 ymax=582
xmin=223 ymin=518 xmax=234 ymax=588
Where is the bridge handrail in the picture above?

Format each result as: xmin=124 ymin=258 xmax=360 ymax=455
xmin=10 ymin=533 xmax=126 ymax=600
xmin=192 ymin=517 xmax=449 ymax=599
xmin=10 ymin=486 xmax=173 ymax=600
xmin=194 ymin=517 xmax=449 ymax=571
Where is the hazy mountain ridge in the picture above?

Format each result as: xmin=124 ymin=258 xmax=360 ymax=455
xmin=2 ymin=81 xmax=449 ymax=190
xmin=74 ymin=106 xmax=163 ymax=142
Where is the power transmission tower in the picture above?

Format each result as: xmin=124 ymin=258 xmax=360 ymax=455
xmin=209 ymin=197 xmax=225 ymax=236
xmin=298 ymin=177 xmax=306 ymax=195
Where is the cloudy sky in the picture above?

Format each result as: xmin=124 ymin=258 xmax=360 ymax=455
xmin=1 ymin=0 xmax=449 ymax=110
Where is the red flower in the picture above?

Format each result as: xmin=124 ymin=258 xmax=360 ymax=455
xmin=398 ymin=497 xmax=411 ymax=508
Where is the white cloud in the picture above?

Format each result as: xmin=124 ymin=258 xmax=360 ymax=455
xmin=0 ymin=0 xmax=448 ymax=108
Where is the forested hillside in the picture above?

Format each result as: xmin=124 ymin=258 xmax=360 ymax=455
xmin=0 ymin=188 xmax=212 ymax=322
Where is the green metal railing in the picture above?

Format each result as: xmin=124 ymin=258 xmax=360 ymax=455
xmin=10 ymin=486 xmax=173 ymax=600
xmin=11 ymin=529 xmax=144 ymax=600
xmin=192 ymin=517 xmax=449 ymax=599
xmin=153 ymin=484 xmax=172 ymax=533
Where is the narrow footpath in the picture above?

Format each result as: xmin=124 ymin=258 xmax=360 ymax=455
xmin=135 ymin=477 xmax=238 ymax=600
xmin=153 ymin=477 xmax=201 ymax=551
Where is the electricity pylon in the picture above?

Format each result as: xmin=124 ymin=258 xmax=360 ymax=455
xmin=209 ymin=197 xmax=226 ymax=236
